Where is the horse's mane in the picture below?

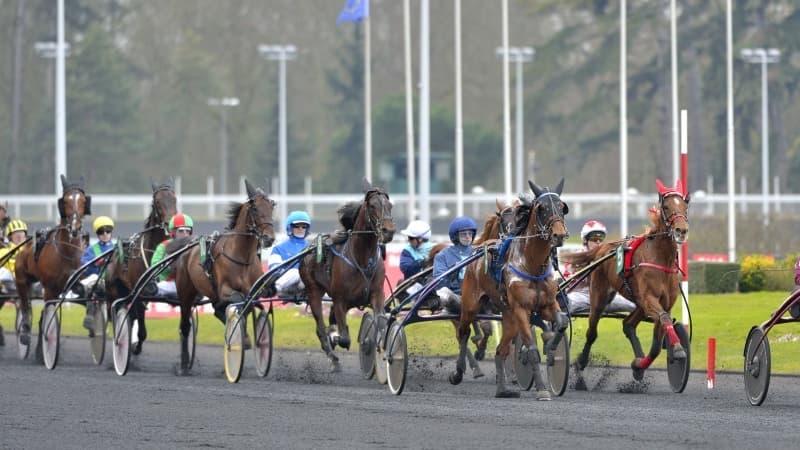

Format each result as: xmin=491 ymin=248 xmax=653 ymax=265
xmin=424 ymin=242 xmax=450 ymax=268
xmin=226 ymin=201 xmax=245 ymax=230
xmin=643 ymin=205 xmax=665 ymax=235
xmin=143 ymin=184 xmax=173 ymax=228
xmin=337 ymin=201 xmax=361 ymax=231
xmin=166 ymin=236 xmax=192 ymax=254
xmin=474 ymin=214 xmax=498 ymax=246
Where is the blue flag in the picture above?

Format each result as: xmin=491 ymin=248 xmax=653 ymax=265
xmin=336 ymin=0 xmax=369 ymax=24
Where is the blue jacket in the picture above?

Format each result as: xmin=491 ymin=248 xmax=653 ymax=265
xmin=81 ymin=240 xmax=115 ymax=277
xmin=269 ymin=236 xmax=308 ymax=270
xmin=399 ymin=242 xmax=434 ymax=279
xmin=433 ymin=244 xmax=473 ymax=295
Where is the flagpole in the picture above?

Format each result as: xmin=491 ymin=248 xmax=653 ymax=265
xmin=454 ymin=0 xmax=464 ymax=217
xmin=364 ymin=16 xmax=372 ymax=181
xmin=404 ymin=0 xmax=416 ymax=219
xmin=419 ymin=0 xmax=431 ymax=223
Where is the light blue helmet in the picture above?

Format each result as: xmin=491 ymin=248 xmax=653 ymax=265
xmin=285 ymin=210 xmax=311 ymax=237
xmin=448 ymin=216 xmax=477 ymax=244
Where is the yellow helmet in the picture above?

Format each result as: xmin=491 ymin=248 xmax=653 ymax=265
xmin=5 ymin=219 xmax=27 ymax=236
xmin=93 ymin=216 xmax=115 ymax=234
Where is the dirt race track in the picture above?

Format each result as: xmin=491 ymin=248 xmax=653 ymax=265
xmin=2 ymin=332 xmax=800 ymax=450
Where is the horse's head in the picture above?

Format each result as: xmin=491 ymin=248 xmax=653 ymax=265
xmin=58 ymin=175 xmax=91 ymax=238
xmin=150 ymin=177 xmax=177 ymax=232
xmin=244 ymin=179 xmax=276 ymax=248
xmin=656 ymin=179 xmax=690 ymax=244
xmin=361 ymin=178 xmax=395 ymax=243
xmin=524 ymin=178 xmax=569 ymax=247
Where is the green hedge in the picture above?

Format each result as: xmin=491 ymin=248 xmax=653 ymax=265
xmin=689 ymin=261 xmax=739 ymax=293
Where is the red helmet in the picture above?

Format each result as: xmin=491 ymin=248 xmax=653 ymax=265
xmin=168 ymin=213 xmax=194 ymax=236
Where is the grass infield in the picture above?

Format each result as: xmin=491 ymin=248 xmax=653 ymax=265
xmin=2 ymin=291 xmax=799 ymax=373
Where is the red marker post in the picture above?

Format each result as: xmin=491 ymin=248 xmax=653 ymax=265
xmin=707 ymin=337 xmax=716 ymax=389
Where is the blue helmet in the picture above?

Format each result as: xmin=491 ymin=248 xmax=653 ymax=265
xmin=448 ymin=216 xmax=477 ymax=244
xmin=285 ymin=210 xmax=311 ymax=237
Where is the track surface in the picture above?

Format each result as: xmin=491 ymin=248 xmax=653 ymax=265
xmin=2 ymin=332 xmax=800 ymax=449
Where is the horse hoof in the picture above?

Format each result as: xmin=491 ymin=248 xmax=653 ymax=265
xmin=472 ymin=367 xmax=485 ymax=379
xmin=630 ymin=360 xmax=645 ymax=381
xmin=534 ymin=389 xmax=552 ymax=401
xmin=449 ymin=371 xmax=464 ymax=385
xmin=474 ymin=348 xmax=486 ymax=361
xmin=330 ymin=360 xmax=342 ymax=373
xmin=495 ymin=389 xmax=521 ymax=399
xmin=173 ymin=363 xmax=192 ymax=376
xmin=18 ymin=332 xmax=30 ymax=346
xmin=671 ymin=345 xmax=687 ymax=360
xmin=574 ymin=375 xmax=588 ymax=391
xmin=131 ymin=341 xmax=143 ymax=356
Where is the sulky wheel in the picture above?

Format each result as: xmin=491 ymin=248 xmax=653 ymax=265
xmin=358 ymin=310 xmax=376 ymax=379
xmin=386 ymin=322 xmax=408 ymax=395
xmin=744 ymin=326 xmax=771 ymax=406
xmin=374 ymin=315 xmax=389 ymax=385
xmin=16 ymin=307 xmax=31 ymax=360
xmin=89 ymin=300 xmax=107 ymax=365
xmin=665 ymin=322 xmax=691 ymax=393
xmin=41 ymin=303 xmax=60 ymax=370
xmin=253 ymin=309 xmax=273 ymax=378
xmin=186 ymin=308 xmax=198 ymax=371
xmin=112 ymin=306 xmax=132 ymax=376
xmin=546 ymin=331 xmax=570 ymax=396
xmin=224 ymin=309 xmax=245 ymax=383
xmin=514 ymin=327 xmax=536 ymax=391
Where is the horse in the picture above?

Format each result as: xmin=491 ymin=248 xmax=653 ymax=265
xmin=298 ymin=178 xmax=396 ymax=372
xmin=454 ymin=179 xmax=569 ymax=398
xmin=105 ymin=178 xmax=177 ymax=354
xmin=0 ymin=201 xmax=9 ymax=246
xmin=172 ymin=179 xmax=275 ymax=374
xmin=564 ymin=179 xmax=689 ymax=383
xmin=14 ymin=175 xmax=91 ymax=349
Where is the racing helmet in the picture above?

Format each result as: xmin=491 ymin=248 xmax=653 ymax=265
xmin=400 ymin=220 xmax=431 ymax=241
xmin=448 ymin=216 xmax=478 ymax=244
xmin=5 ymin=219 xmax=28 ymax=236
xmin=580 ymin=220 xmax=607 ymax=242
xmin=285 ymin=210 xmax=311 ymax=236
xmin=168 ymin=213 xmax=194 ymax=234
xmin=92 ymin=216 xmax=115 ymax=234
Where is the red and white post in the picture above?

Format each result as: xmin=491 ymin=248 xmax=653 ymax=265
xmin=707 ymin=337 xmax=716 ymax=389
xmin=680 ymin=109 xmax=689 ymax=326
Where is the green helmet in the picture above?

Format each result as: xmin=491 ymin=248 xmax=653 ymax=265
xmin=168 ymin=213 xmax=194 ymax=232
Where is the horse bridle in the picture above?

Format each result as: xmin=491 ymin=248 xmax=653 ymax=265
xmin=659 ymin=192 xmax=689 ymax=241
xmin=152 ymin=185 xmax=176 ymax=233
xmin=62 ymin=187 xmax=87 ymax=238
xmin=245 ymin=193 xmax=276 ymax=243
xmin=362 ymin=189 xmax=393 ymax=240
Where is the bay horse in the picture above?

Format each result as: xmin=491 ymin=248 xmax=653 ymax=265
xmin=105 ymin=178 xmax=177 ymax=354
xmin=299 ymin=178 xmax=395 ymax=372
xmin=172 ymin=179 xmax=275 ymax=374
xmin=454 ymin=179 xmax=569 ymax=398
xmin=14 ymin=175 xmax=91 ymax=348
xmin=565 ymin=179 xmax=689 ymax=383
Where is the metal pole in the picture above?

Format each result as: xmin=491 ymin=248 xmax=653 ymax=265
xmin=726 ymin=0 xmax=736 ymax=262
xmin=760 ymin=57 xmax=769 ymax=226
xmin=220 ymin=108 xmax=228 ymax=194
xmin=403 ymin=0 xmax=416 ymax=219
xmin=454 ymin=0 xmax=464 ymax=217
xmin=364 ymin=17 xmax=372 ymax=181
xmin=501 ymin=0 xmax=512 ymax=202
xmin=419 ymin=0 xmax=430 ymax=223
xmin=670 ymin=0 xmax=679 ymax=185
xmin=620 ymin=0 xmax=628 ymax=238
xmin=56 ymin=0 xmax=67 ymax=193
xmin=279 ymin=54 xmax=288 ymax=226
xmin=515 ymin=55 xmax=524 ymax=195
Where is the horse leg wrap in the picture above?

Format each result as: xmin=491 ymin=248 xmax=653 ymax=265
xmin=662 ymin=320 xmax=680 ymax=347
xmin=526 ymin=348 xmax=541 ymax=366
xmin=636 ymin=355 xmax=653 ymax=370
xmin=213 ymin=303 xmax=227 ymax=324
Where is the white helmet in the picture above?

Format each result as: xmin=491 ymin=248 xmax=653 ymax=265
xmin=400 ymin=220 xmax=431 ymax=240
xmin=580 ymin=220 xmax=607 ymax=242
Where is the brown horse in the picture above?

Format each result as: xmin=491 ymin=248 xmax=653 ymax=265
xmin=172 ymin=179 xmax=275 ymax=374
xmin=105 ymin=178 xmax=177 ymax=354
xmin=565 ymin=179 xmax=689 ymax=383
xmin=299 ymin=178 xmax=396 ymax=372
xmin=454 ymin=179 xmax=569 ymax=398
xmin=14 ymin=175 xmax=91 ymax=348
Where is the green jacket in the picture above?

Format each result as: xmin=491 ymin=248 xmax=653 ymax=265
xmin=150 ymin=239 xmax=173 ymax=282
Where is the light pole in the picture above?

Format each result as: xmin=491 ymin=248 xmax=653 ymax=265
xmin=741 ymin=47 xmax=780 ymax=226
xmin=207 ymin=97 xmax=239 ymax=194
xmin=495 ymin=46 xmax=534 ymax=194
xmin=258 ymin=44 xmax=297 ymax=225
